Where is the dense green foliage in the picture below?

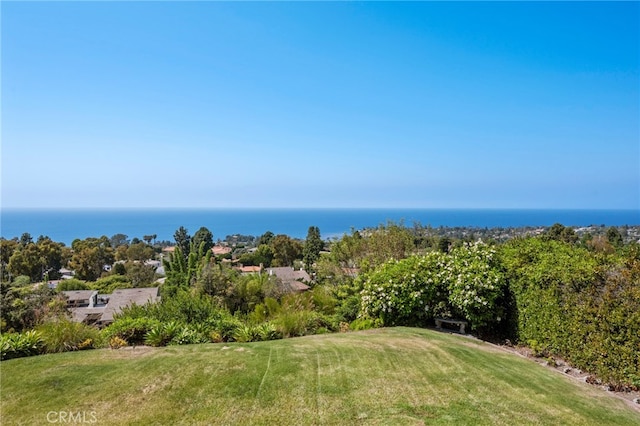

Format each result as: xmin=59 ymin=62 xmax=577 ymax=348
xmin=36 ymin=319 xmax=102 ymax=353
xmin=360 ymin=242 xmax=504 ymax=330
xmin=501 ymin=238 xmax=640 ymax=386
xmin=0 ymin=330 xmax=43 ymax=360
xmin=2 ymin=222 xmax=639 ymax=390
xmin=360 ymin=253 xmax=447 ymax=326
xmin=303 ymin=226 xmax=323 ymax=272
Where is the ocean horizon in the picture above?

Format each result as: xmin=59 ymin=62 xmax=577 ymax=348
xmin=1 ymin=208 xmax=639 ymax=246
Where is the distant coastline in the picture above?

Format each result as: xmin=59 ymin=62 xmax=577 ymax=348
xmin=1 ymin=208 xmax=638 ymax=246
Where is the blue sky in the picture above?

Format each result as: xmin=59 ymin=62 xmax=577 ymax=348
xmin=2 ymin=2 xmax=638 ymax=209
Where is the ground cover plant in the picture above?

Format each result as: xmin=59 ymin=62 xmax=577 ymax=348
xmin=2 ymin=328 xmax=639 ymax=425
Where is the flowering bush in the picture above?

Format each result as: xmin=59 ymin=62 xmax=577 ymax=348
xmin=360 ymin=242 xmax=504 ymax=329
xmin=445 ymin=242 xmax=504 ymax=328
xmin=359 ymin=253 xmax=449 ymax=326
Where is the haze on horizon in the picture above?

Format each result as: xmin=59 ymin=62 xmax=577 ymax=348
xmin=2 ymin=2 xmax=638 ymax=210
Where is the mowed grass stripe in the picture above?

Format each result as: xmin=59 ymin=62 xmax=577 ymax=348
xmin=2 ymin=327 xmax=639 ymax=425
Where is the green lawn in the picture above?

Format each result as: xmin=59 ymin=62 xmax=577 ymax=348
xmin=2 ymin=327 xmax=638 ymax=425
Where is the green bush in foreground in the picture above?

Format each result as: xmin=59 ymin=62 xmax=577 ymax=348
xmin=0 ymin=330 xmax=43 ymax=360
xmin=36 ymin=320 xmax=102 ymax=353
xmin=102 ymin=317 xmax=160 ymax=346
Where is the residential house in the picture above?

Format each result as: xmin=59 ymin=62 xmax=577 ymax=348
xmin=267 ymin=267 xmax=311 ymax=293
xmin=62 ymin=287 xmax=160 ymax=327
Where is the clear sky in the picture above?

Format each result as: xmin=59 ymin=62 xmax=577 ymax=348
xmin=2 ymin=1 xmax=638 ymax=209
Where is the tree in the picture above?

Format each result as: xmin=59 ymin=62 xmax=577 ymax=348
xmin=110 ymin=234 xmax=129 ymax=248
xmin=258 ymin=231 xmax=275 ymax=246
xmin=543 ymin=223 xmax=578 ymax=244
xmin=174 ymin=226 xmax=191 ymax=259
xmin=192 ymin=227 xmax=214 ymax=255
xmin=438 ymin=237 xmax=452 ymax=253
xmin=35 ymin=237 xmax=64 ymax=280
xmin=606 ymin=227 xmax=623 ymax=248
xmin=143 ymin=235 xmax=153 ymax=245
xmin=8 ymin=244 xmax=41 ymax=282
xmin=303 ymin=226 xmax=323 ymax=273
xmin=69 ymin=236 xmax=115 ymax=281
xmin=0 ymin=239 xmax=19 ymax=282
xmin=254 ymin=244 xmax=274 ymax=267
xmin=362 ymin=222 xmax=415 ymax=269
xmin=19 ymin=233 xmax=33 ymax=247
xmin=6 ymin=237 xmax=64 ymax=282
xmin=125 ymin=242 xmax=155 ymax=261
xmin=124 ymin=262 xmax=157 ymax=287
xmin=270 ymin=235 xmax=303 ymax=267
xmin=195 ymin=263 xmax=237 ymax=302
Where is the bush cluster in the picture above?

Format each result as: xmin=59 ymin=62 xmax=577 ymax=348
xmin=501 ymin=238 xmax=640 ymax=387
xmin=360 ymin=242 xmax=504 ymax=330
xmin=359 ymin=238 xmax=639 ymax=387
xmin=0 ymin=330 xmax=43 ymax=360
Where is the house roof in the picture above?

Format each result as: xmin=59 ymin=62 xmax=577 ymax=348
xmin=212 ymin=245 xmax=232 ymax=255
xmin=62 ymin=290 xmax=96 ymax=302
xmin=267 ymin=267 xmax=311 ymax=282
xmin=287 ymin=281 xmax=310 ymax=292
xmin=69 ymin=307 xmax=105 ymax=323
xmin=267 ymin=267 xmax=311 ymax=292
xmin=237 ymin=265 xmax=262 ymax=273
xmin=100 ymin=287 xmax=160 ymax=323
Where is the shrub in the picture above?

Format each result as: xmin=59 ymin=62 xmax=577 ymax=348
xmin=273 ymin=310 xmax=335 ymax=338
xmin=501 ymin=237 xmax=640 ymax=387
xmin=233 ymin=325 xmax=260 ymax=343
xmin=108 ymin=336 xmax=127 ymax=349
xmin=56 ymin=279 xmax=89 ymax=292
xmin=103 ymin=317 xmax=160 ymax=345
xmin=256 ymin=322 xmax=281 ymax=341
xmin=445 ymin=242 xmax=505 ymax=328
xmin=170 ymin=326 xmax=209 ymax=345
xmin=211 ymin=315 xmax=243 ymax=342
xmin=13 ymin=276 xmax=31 ymax=287
xmin=117 ymin=290 xmax=226 ymax=325
xmin=36 ymin=320 xmax=102 ymax=353
xmin=91 ymin=275 xmax=132 ymax=294
xmin=360 ymin=253 xmax=448 ymax=326
xmin=349 ymin=317 xmax=382 ymax=331
xmin=0 ymin=330 xmax=43 ymax=360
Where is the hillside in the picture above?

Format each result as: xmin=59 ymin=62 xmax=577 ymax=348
xmin=2 ymin=328 xmax=639 ymax=425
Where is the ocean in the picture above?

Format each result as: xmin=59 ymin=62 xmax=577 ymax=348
xmin=1 ymin=208 xmax=638 ymax=245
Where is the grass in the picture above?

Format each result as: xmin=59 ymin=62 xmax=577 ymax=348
xmin=1 ymin=327 xmax=639 ymax=425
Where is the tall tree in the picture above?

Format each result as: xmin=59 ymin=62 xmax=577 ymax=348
xmin=606 ymin=227 xmax=623 ymax=248
xmin=543 ymin=223 xmax=578 ymax=244
xmin=125 ymin=242 xmax=155 ymax=261
xmin=19 ymin=233 xmax=33 ymax=247
xmin=174 ymin=226 xmax=191 ymax=259
xmin=7 ymin=237 xmax=65 ymax=282
xmin=192 ymin=227 xmax=214 ymax=255
xmin=303 ymin=226 xmax=323 ymax=272
xmin=270 ymin=235 xmax=303 ymax=267
xmin=110 ymin=234 xmax=129 ymax=248
xmin=1 ymin=239 xmax=19 ymax=282
xmin=69 ymin=236 xmax=115 ymax=281
xmin=258 ymin=231 xmax=275 ymax=246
